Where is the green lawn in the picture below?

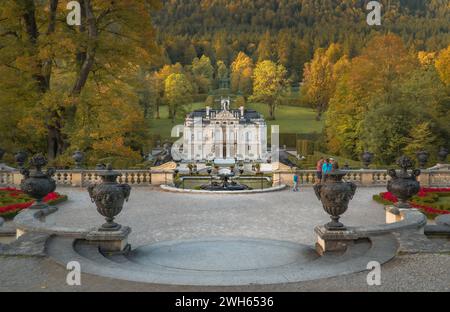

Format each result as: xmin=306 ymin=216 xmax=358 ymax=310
xmin=149 ymin=102 xmax=324 ymax=140
xmin=246 ymin=103 xmax=324 ymax=134
xmin=149 ymin=102 xmax=205 ymax=139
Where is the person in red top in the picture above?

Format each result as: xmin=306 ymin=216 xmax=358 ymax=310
xmin=316 ymin=157 xmax=324 ymax=184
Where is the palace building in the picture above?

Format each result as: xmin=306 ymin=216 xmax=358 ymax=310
xmin=181 ymin=98 xmax=268 ymax=163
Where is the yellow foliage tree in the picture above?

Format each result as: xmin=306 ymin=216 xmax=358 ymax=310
xmin=435 ymin=45 xmax=450 ymax=86
xmin=251 ymin=60 xmax=290 ymax=120
xmin=164 ymin=73 xmax=193 ymax=123
xmin=231 ymin=52 xmax=254 ymax=95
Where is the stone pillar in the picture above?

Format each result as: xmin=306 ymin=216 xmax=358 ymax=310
xmin=12 ymin=171 xmax=22 ymax=187
xmin=150 ymin=162 xmax=177 ymax=186
xmin=360 ymin=171 xmax=373 ymax=186
xmin=272 ymin=172 xmax=280 ymax=186
xmin=418 ymin=171 xmax=430 ymax=187
xmin=281 ymin=172 xmax=295 ymax=186
xmin=71 ymin=171 xmax=83 ymax=187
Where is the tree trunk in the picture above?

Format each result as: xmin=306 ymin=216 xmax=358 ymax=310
xmin=316 ymin=101 xmax=324 ymax=121
xmin=22 ymin=0 xmax=48 ymax=92
xmin=22 ymin=0 xmax=65 ymax=160
xmin=22 ymin=0 xmax=39 ymax=44
xmin=269 ymin=103 xmax=276 ymax=120
xmin=72 ymin=0 xmax=97 ymax=96
xmin=42 ymin=0 xmax=59 ymax=91
xmin=316 ymin=111 xmax=322 ymax=121
xmin=45 ymin=1 xmax=65 ymax=160
xmin=170 ymin=106 xmax=176 ymax=124
xmin=156 ymin=98 xmax=161 ymax=119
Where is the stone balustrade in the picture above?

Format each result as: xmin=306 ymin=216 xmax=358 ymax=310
xmin=0 ymin=171 xmax=13 ymax=186
xmin=0 ymin=168 xmax=449 ymax=188
xmin=277 ymin=169 xmax=450 ymax=187
xmin=1 ymin=169 xmax=155 ymax=188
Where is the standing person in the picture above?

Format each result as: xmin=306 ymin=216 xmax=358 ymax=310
xmin=316 ymin=157 xmax=324 ymax=184
xmin=293 ymin=173 xmax=299 ymax=192
xmin=322 ymin=158 xmax=332 ymax=181
xmin=330 ymin=158 xmax=339 ymax=171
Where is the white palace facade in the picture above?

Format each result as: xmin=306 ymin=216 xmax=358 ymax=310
xmin=181 ymin=98 xmax=268 ymax=163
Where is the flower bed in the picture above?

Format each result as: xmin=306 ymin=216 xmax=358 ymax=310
xmin=373 ymin=188 xmax=450 ymax=219
xmin=0 ymin=187 xmax=68 ymax=219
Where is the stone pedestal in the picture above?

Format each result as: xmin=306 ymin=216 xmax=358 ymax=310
xmin=314 ymin=226 xmax=360 ymax=255
xmin=86 ymin=226 xmax=131 ymax=254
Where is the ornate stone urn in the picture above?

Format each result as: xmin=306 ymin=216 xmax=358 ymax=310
xmin=72 ymin=151 xmax=84 ymax=169
xmin=314 ymin=170 xmax=357 ymax=231
xmin=88 ymin=165 xmax=131 ymax=232
xmin=15 ymin=151 xmax=28 ymax=168
xmin=19 ymin=154 xmax=56 ymax=210
xmin=416 ymin=151 xmax=429 ymax=169
xmin=361 ymin=151 xmax=374 ymax=169
xmin=438 ymin=147 xmax=448 ymax=163
xmin=387 ymin=156 xmax=421 ymax=211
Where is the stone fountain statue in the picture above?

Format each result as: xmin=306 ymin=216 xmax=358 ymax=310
xmin=201 ymin=168 xmax=251 ymax=191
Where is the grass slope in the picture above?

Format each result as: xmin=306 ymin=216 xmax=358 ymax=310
xmin=149 ymin=103 xmax=324 ymax=140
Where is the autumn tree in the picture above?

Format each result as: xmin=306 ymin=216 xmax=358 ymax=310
xmin=231 ymin=52 xmax=254 ymax=95
xmin=301 ymin=44 xmax=344 ymax=120
xmin=164 ymin=73 xmax=193 ymax=123
xmin=435 ymin=45 xmax=450 ymax=86
xmin=191 ymin=55 xmax=214 ymax=94
xmin=216 ymin=60 xmax=228 ymax=80
xmin=325 ymin=34 xmax=447 ymax=164
xmin=277 ymin=30 xmax=294 ymax=73
xmin=214 ymin=33 xmax=231 ymax=65
xmin=403 ymin=122 xmax=436 ymax=161
xmin=256 ymin=31 xmax=273 ymax=62
xmin=0 ymin=0 xmax=162 ymax=163
xmin=251 ymin=61 xmax=290 ymax=120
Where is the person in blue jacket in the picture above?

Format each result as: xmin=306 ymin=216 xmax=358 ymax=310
xmin=293 ymin=173 xmax=299 ymax=192
xmin=322 ymin=158 xmax=333 ymax=178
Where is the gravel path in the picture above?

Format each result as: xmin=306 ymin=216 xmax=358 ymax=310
xmin=1 ymin=253 xmax=449 ymax=292
xmin=1 ymin=187 xmax=449 ymax=291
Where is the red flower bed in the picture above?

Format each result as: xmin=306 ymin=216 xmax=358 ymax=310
xmin=0 ymin=187 xmax=67 ymax=217
xmin=378 ymin=187 xmax=450 ymax=216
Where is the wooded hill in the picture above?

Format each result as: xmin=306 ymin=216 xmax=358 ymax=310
xmin=152 ymin=0 xmax=450 ymax=81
